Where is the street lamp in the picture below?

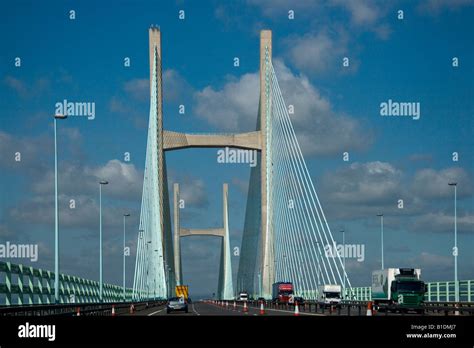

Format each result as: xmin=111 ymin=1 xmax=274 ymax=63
xmin=53 ymin=114 xmax=67 ymax=304
xmin=122 ymin=213 xmax=130 ymax=301
xmin=448 ymin=182 xmax=459 ymax=303
xmin=99 ymin=180 xmax=108 ymax=302
xmin=340 ymin=229 xmax=345 ymax=299
xmin=377 ymin=214 xmax=384 ymax=270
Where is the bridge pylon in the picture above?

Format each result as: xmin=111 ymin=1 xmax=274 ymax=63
xmin=173 ymin=183 xmax=234 ymax=300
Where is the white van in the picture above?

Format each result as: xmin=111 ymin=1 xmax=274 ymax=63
xmin=238 ymin=292 xmax=249 ymax=301
xmin=317 ymin=284 xmax=342 ymax=307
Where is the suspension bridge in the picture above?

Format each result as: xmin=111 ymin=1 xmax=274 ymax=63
xmin=0 ymin=27 xmax=472 ymax=316
xmin=130 ymin=27 xmax=350 ymax=301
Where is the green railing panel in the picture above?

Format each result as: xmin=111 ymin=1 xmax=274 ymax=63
xmin=346 ymin=280 xmax=473 ymax=302
xmin=0 ymin=261 xmax=134 ymax=306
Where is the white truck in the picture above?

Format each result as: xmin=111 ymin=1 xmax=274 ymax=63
xmin=371 ymin=268 xmax=426 ymax=312
xmin=317 ymin=284 xmax=342 ymax=307
xmin=238 ymin=291 xmax=249 ymax=301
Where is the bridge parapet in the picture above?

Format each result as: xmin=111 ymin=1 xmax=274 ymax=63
xmin=0 ymin=261 xmax=136 ymax=306
xmin=346 ymin=280 xmax=474 ymax=302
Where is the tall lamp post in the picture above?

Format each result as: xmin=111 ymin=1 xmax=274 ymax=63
xmin=340 ymin=229 xmax=345 ymax=299
xmin=377 ymin=214 xmax=384 ymax=270
xmin=448 ymin=182 xmax=459 ymax=303
xmin=99 ymin=180 xmax=108 ymax=302
xmin=53 ymin=114 xmax=67 ymax=304
xmin=122 ymin=213 xmax=130 ymax=301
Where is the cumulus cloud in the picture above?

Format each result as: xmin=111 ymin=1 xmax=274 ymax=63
xmin=123 ymin=78 xmax=149 ymax=101
xmin=4 ymin=76 xmax=28 ymax=97
xmin=121 ymin=69 xmax=193 ymax=103
xmin=406 ymin=252 xmax=453 ymax=281
xmin=0 ymin=130 xmax=50 ymax=171
xmin=412 ymin=212 xmax=474 ymax=234
xmin=330 ymin=0 xmax=381 ymax=26
xmin=179 ymin=178 xmax=209 ymax=208
xmin=0 ymin=127 xmax=84 ymax=173
xmin=411 ymin=167 xmax=472 ymax=199
xmin=168 ymin=172 xmax=209 ymax=209
xmin=3 ymin=76 xmax=50 ymax=98
xmin=284 ymin=29 xmax=351 ymax=75
xmin=245 ymin=0 xmax=391 ymax=41
xmin=320 ymin=162 xmax=474 ymax=224
xmin=323 ymin=161 xmax=402 ymax=205
xmin=320 ymin=161 xmax=408 ymax=220
xmin=194 ymin=73 xmax=259 ymax=132
xmin=246 ymin=0 xmax=319 ymax=18
xmin=32 ymin=159 xmax=143 ymax=201
xmin=194 ymin=59 xmax=372 ymax=156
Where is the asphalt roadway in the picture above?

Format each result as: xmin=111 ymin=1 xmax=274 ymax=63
xmin=125 ymin=301 xmax=434 ymax=316
xmin=127 ymin=301 xmax=325 ymax=316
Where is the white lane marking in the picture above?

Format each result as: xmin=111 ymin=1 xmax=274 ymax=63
xmin=148 ymin=308 xmax=165 ymax=316
xmin=192 ymin=303 xmax=200 ymax=316
xmin=233 ymin=304 xmax=324 ymax=316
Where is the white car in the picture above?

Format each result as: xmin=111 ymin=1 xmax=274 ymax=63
xmin=238 ymin=292 xmax=248 ymax=301
xmin=166 ymin=297 xmax=188 ymax=314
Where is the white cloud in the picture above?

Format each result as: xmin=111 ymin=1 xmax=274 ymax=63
xmin=413 ymin=212 xmax=474 ymax=234
xmin=4 ymin=76 xmax=28 ymax=97
xmin=320 ymin=162 xmax=474 ymax=224
xmin=330 ymin=0 xmax=380 ymax=26
xmin=194 ymin=59 xmax=372 ymax=156
xmin=32 ymin=159 xmax=143 ymax=201
xmin=123 ymin=78 xmax=149 ymax=101
xmin=284 ymin=29 xmax=350 ymax=75
xmin=0 ymin=128 xmax=83 ymax=172
xmin=411 ymin=167 xmax=472 ymax=199
xmin=121 ymin=69 xmax=192 ymax=102
xmin=321 ymin=161 xmax=403 ymax=209
xmin=168 ymin=172 xmax=209 ymax=208
xmin=3 ymin=76 xmax=51 ymax=98
xmin=246 ymin=0 xmax=318 ymax=18
xmin=409 ymin=252 xmax=453 ymax=273
xmin=194 ymin=73 xmax=259 ymax=132
xmin=7 ymin=193 xmax=135 ymax=233
xmin=0 ymin=130 xmax=49 ymax=171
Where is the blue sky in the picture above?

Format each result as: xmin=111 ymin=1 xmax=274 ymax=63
xmin=0 ymin=0 xmax=473 ymax=297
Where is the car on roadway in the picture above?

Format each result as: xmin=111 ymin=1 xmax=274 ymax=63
xmin=166 ymin=297 xmax=188 ymax=314
xmin=293 ymin=296 xmax=305 ymax=305
xmin=238 ymin=292 xmax=249 ymax=301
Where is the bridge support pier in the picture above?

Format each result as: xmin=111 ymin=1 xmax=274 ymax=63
xmin=173 ymin=183 xmax=234 ymax=300
xmin=259 ymin=29 xmax=274 ymax=299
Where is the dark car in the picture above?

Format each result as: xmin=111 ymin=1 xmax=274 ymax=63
xmin=293 ymin=296 xmax=305 ymax=305
xmin=166 ymin=297 xmax=188 ymax=314
xmin=257 ymin=297 xmax=266 ymax=304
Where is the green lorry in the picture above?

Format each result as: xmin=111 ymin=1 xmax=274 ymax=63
xmin=371 ymin=268 xmax=427 ymax=313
